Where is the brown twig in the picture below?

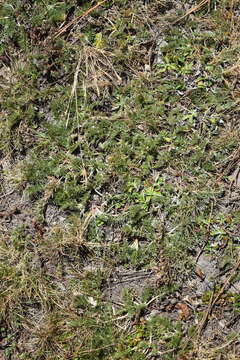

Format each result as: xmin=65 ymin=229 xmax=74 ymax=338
xmin=54 ymin=0 xmax=108 ymax=39
xmin=197 ymin=285 xmax=215 ymax=338
xmin=197 ymin=255 xmax=240 ymax=338
xmin=211 ymin=256 xmax=240 ymax=308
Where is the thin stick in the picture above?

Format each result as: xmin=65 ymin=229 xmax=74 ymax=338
xmin=197 ymin=255 xmax=240 ymax=337
xmin=211 ymin=256 xmax=240 ymax=308
xmin=54 ymin=0 xmax=108 ymax=39
xmin=172 ymin=0 xmax=209 ymax=24
xmin=197 ymin=285 xmax=215 ymax=338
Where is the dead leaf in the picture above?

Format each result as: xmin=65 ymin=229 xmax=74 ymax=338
xmin=195 ymin=265 xmax=205 ymax=280
xmin=130 ymin=239 xmax=139 ymax=251
xmin=87 ymin=296 xmax=97 ymax=307
xmin=176 ymin=303 xmax=191 ymax=320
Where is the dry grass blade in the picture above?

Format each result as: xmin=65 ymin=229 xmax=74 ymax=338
xmin=65 ymin=43 xmax=121 ymax=127
xmin=54 ymin=0 xmax=108 ymax=39
xmin=78 ymin=343 xmax=115 ymax=355
xmin=172 ymin=0 xmax=210 ymax=24
xmin=224 ymin=62 xmax=240 ymax=76
xmin=0 ymin=189 xmax=15 ymax=199
xmin=82 ymin=46 xmax=121 ymax=94
xmin=217 ymin=146 xmax=240 ymax=181
xmin=193 ymin=334 xmax=239 ymax=359
xmin=77 ymin=208 xmax=98 ymax=244
xmin=65 ymin=54 xmax=81 ymax=127
xmin=210 ymin=335 xmax=239 ymax=352
xmin=195 ymin=200 xmax=214 ymax=263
